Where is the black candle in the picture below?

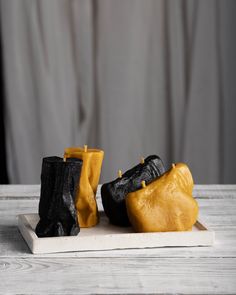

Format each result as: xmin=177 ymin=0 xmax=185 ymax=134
xmin=101 ymin=155 xmax=165 ymax=226
xmin=35 ymin=156 xmax=82 ymax=237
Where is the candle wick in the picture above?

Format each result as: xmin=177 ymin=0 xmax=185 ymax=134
xmin=141 ymin=180 xmax=146 ymax=188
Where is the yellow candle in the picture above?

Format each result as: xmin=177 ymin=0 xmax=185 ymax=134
xmin=64 ymin=146 xmax=104 ymax=227
xmin=126 ymin=163 xmax=198 ymax=232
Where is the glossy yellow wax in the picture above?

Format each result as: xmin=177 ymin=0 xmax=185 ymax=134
xmin=126 ymin=163 xmax=199 ymax=232
xmin=64 ymin=147 xmax=104 ymax=227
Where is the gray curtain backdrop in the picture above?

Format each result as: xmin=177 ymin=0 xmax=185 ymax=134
xmin=1 ymin=0 xmax=236 ymax=184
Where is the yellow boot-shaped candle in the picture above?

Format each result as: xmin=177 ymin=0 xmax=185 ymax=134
xmin=64 ymin=145 xmax=104 ymax=227
xmin=126 ymin=163 xmax=198 ymax=232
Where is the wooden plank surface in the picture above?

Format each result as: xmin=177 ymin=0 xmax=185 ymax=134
xmin=0 ymin=185 xmax=236 ymax=294
xmin=1 ymin=257 xmax=236 ymax=294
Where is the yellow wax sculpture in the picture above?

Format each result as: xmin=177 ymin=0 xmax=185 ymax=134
xmin=125 ymin=163 xmax=199 ymax=232
xmin=64 ymin=146 xmax=104 ymax=227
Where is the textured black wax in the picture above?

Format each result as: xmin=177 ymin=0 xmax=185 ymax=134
xmin=35 ymin=157 xmax=82 ymax=237
xmin=101 ymin=155 xmax=165 ymax=226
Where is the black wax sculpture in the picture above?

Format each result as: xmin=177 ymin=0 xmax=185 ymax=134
xmin=101 ymin=155 xmax=165 ymax=227
xmin=35 ymin=156 xmax=82 ymax=237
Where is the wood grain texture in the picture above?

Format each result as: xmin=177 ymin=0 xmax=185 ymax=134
xmin=1 ymin=257 xmax=236 ymax=294
xmin=0 ymin=185 xmax=236 ymax=294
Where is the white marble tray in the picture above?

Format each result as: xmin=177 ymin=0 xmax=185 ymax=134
xmin=18 ymin=213 xmax=214 ymax=254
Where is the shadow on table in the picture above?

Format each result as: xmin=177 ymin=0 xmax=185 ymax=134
xmin=0 ymin=225 xmax=31 ymax=255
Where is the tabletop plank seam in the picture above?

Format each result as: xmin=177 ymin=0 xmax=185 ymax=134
xmin=1 ymin=256 xmax=236 ymax=259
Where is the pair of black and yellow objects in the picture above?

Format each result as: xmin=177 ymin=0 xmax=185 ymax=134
xmin=36 ymin=145 xmax=104 ymax=237
xmin=101 ymin=158 xmax=198 ymax=232
xmin=36 ymin=146 xmax=198 ymax=238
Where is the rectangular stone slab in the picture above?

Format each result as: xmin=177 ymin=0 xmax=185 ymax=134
xmin=18 ymin=213 xmax=214 ymax=254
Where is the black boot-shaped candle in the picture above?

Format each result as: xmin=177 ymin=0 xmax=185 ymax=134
xmin=35 ymin=156 xmax=82 ymax=237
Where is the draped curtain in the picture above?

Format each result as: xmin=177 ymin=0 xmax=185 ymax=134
xmin=1 ymin=0 xmax=236 ymax=184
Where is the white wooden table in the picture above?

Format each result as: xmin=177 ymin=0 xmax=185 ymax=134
xmin=0 ymin=185 xmax=236 ymax=294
